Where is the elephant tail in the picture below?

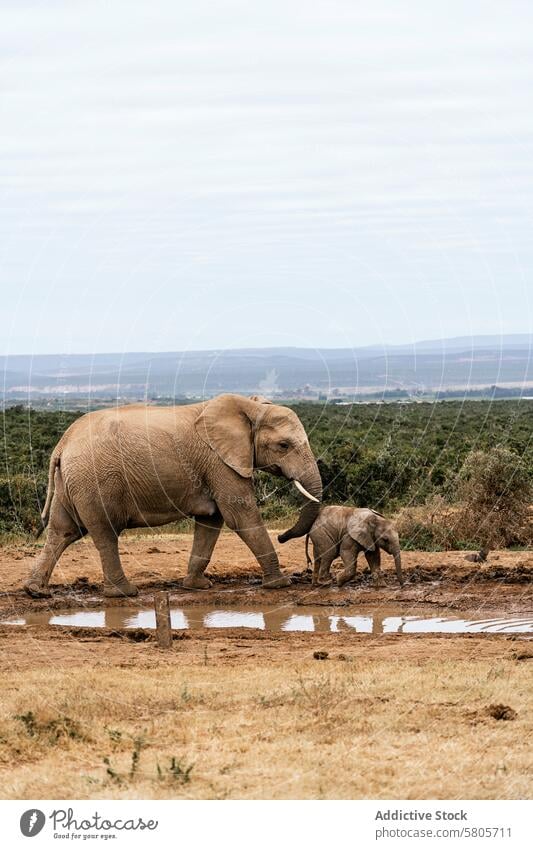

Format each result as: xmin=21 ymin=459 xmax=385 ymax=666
xmin=305 ymin=534 xmax=311 ymax=569
xmin=37 ymin=450 xmax=61 ymax=537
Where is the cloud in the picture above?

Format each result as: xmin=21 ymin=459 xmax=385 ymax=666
xmin=1 ymin=0 xmax=532 ymax=353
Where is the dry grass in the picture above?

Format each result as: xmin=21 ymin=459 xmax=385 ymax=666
xmin=1 ymin=651 xmax=531 ymax=799
xmin=1 ymin=533 xmax=532 ymax=800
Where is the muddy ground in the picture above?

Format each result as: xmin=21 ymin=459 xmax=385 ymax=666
xmin=0 ymin=532 xmax=531 ymax=799
xmin=1 ymin=530 xmax=531 ymax=616
xmin=0 ymin=530 xmax=531 ymax=669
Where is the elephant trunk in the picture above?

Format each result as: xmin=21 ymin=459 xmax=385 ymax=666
xmin=277 ymin=467 xmax=322 ymax=544
xmin=393 ymin=547 xmax=404 ymax=586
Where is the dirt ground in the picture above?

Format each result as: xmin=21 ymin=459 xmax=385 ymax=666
xmin=0 ymin=531 xmax=531 ymax=799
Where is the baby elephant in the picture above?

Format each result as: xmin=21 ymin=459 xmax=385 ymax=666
xmin=305 ymin=506 xmax=404 ymax=587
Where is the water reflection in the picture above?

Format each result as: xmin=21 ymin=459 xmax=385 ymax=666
xmin=6 ymin=605 xmax=533 ymax=634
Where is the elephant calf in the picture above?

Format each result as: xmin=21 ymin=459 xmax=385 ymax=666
xmin=305 ymin=506 xmax=404 ymax=587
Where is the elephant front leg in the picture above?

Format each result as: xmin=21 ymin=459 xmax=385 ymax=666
xmin=365 ymin=548 xmax=383 ymax=587
xmin=223 ymin=505 xmax=291 ymax=588
xmin=182 ymin=513 xmax=223 ymax=590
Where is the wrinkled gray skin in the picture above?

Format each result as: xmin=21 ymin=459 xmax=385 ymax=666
xmin=24 ymin=394 xmax=322 ymax=598
xmin=305 ymin=506 xmax=403 ymax=587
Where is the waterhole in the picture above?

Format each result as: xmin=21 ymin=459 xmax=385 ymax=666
xmin=2 ymin=605 xmax=532 ymax=634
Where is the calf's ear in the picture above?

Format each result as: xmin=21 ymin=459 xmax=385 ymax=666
xmin=347 ymin=513 xmax=375 ymax=551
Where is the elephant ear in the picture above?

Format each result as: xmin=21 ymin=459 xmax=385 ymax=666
xmin=347 ymin=511 xmax=375 ymax=551
xmin=194 ymin=394 xmax=258 ymax=478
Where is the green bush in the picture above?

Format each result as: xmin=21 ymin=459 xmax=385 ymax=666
xmin=2 ymin=400 xmax=532 ymax=547
xmin=0 ymin=474 xmax=47 ymax=535
xmin=0 ymin=406 xmax=80 ymax=537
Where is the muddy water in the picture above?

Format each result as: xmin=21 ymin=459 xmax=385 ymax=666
xmin=2 ymin=605 xmax=533 ymax=634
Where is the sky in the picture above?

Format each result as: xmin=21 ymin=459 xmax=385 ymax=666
xmin=2 ymin=0 xmax=533 ymax=355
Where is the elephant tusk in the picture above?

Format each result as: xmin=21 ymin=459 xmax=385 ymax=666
xmin=293 ymin=480 xmax=320 ymax=502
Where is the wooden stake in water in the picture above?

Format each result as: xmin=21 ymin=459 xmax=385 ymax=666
xmin=154 ymin=592 xmax=173 ymax=649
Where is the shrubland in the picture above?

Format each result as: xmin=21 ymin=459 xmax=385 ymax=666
xmin=1 ymin=400 xmax=532 ymax=548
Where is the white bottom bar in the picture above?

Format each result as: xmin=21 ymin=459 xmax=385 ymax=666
xmin=2 ymin=799 xmax=531 ymax=848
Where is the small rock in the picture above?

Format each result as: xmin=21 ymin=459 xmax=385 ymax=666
xmin=125 ymin=629 xmax=152 ymax=642
xmin=69 ymin=576 xmax=91 ymax=590
xmin=147 ymin=546 xmax=161 ymax=554
xmin=465 ymin=549 xmax=489 ymax=563
xmin=487 ymin=703 xmax=517 ymax=721
xmin=313 ymin=650 xmax=329 ymax=660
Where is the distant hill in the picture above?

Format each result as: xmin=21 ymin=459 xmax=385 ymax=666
xmin=1 ymin=335 xmax=532 ymax=402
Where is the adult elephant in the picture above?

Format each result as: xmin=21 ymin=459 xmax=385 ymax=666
xmin=24 ymin=394 xmax=322 ymax=598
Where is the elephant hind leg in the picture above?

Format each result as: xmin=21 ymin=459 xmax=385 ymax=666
xmin=89 ymin=527 xmax=138 ymax=598
xmin=24 ymin=497 xmax=85 ymax=597
xmin=183 ymin=513 xmax=224 ymax=590
xmin=337 ymin=538 xmax=358 ymax=587
xmin=316 ymin=547 xmax=337 ymax=587
xmin=311 ymin=542 xmax=320 ymax=586
xmin=310 ymin=532 xmax=337 ymax=587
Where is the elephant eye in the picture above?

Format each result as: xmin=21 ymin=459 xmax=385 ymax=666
xmin=277 ymin=441 xmax=290 ymax=451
